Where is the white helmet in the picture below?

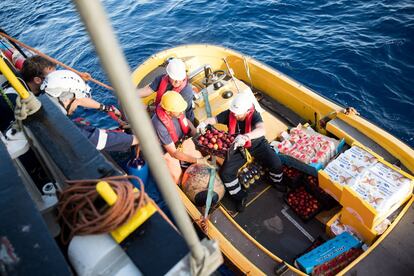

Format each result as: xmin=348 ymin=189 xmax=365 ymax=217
xmin=229 ymin=92 xmax=253 ymax=115
xmin=40 ymin=70 xmax=91 ymax=99
xmin=166 ymin=58 xmax=186 ymax=81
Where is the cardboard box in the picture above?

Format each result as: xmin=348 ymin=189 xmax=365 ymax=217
xmin=317 ymin=142 xmax=380 ymax=201
xmin=340 ymin=209 xmax=378 ymax=245
xmin=318 ymin=170 xmax=343 ymax=202
xmin=295 ymin=232 xmax=362 ymax=274
xmin=341 ymin=185 xmax=411 ymax=229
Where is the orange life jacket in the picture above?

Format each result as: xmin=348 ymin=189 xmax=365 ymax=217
xmin=155 ymin=74 xmax=188 ymax=106
xmin=155 ymin=105 xmax=190 ymax=144
xmin=228 ymin=106 xmax=255 ymax=148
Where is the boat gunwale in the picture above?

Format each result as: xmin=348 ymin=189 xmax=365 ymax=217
xmin=131 ymin=43 xmax=414 ymax=173
xmin=132 ymin=44 xmax=414 ymax=274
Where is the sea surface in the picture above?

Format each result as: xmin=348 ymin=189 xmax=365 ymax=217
xmin=2 ymin=0 xmax=413 ymax=147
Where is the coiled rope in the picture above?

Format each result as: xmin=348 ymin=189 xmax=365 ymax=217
xmin=0 ymin=32 xmax=113 ymax=91
xmin=58 ymin=175 xmax=176 ymax=244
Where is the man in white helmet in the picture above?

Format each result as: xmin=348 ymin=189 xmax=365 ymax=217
xmin=137 ymin=58 xmax=195 ymax=122
xmin=41 ymin=70 xmax=138 ymax=152
xmin=198 ymin=93 xmax=285 ymax=212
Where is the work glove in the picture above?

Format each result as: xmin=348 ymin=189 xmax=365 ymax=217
xmin=196 ymin=122 xmax=208 ymax=134
xmin=101 ymin=104 xmax=122 ymax=117
xmin=233 ymin=134 xmax=249 ymax=150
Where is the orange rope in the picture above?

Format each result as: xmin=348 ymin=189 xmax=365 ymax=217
xmin=195 ymin=216 xmax=209 ymax=235
xmin=0 ymin=32 xmax=113 ymax=91
xmin=57 ymin=175 xmax=177 ymax=244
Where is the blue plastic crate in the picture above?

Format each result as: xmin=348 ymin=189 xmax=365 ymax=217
xmin=295 ymin=232 xmax=362 ymax=274
xmin=274 ymin=139 xmax=345 ymax=177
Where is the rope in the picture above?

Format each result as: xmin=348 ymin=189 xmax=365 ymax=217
xmin=57 ymin=175 xmax=176 ymax=244
xmin=0 ymin=32 xmax=113 ymax=91
xmin=0 ymin=86 xmax=14 ymax=110
xmin=195 ymin=216 xmax=209 ymax=235
xmin=14 ymin=92 xmax=42 ymax=121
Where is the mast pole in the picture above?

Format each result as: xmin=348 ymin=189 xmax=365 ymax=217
xmin=72 ymin=0 xmax=206 ymax=264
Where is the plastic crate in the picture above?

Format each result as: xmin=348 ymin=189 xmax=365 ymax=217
xmin=274 ymin=139 xmax=345 ymax=176
xmin=285 ymin=186 xmax=322 ymax=222
xmin=282 ymin=165 xmax=303 ymax=189
xmin=193 ymin=126 xmax=236 ymax=158
xmin=305 ymin=174 xmax=338 ymax=210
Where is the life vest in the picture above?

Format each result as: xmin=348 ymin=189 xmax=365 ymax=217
xmin=228 ymin=106 xmax=255 ymax=148
xmin=155 ymin=105 xmax=190 ymax=144
xmin=155 ymin=74 xmax=188 ymax=106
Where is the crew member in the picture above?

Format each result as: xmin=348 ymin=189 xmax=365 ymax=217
xmin=41 ymin=70 xmax=138 ymax=152
xmin=1 ymin=55 xmax=56 ymax=132
xmin=152 ymin=91 xmax=208 ymax=183
xmin=21 ymin=55 xmax=57 ymax=95
xmin=137 ymin=58 xmax=195 ymax=122
xmin=198 ymin=93 xmax=285 ymax=211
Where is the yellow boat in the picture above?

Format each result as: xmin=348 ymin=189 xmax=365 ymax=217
xmin=132 ymin=44 xmax=414 ymax=275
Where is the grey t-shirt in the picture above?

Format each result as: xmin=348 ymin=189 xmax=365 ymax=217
xmin=152 ymin=114 xmax=184 ymax=146
xmin=149 ymin=75 xmax=195 ymax=123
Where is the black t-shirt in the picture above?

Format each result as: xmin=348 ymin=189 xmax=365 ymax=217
xmin=216 ymin=110 xmax=265 ymax=145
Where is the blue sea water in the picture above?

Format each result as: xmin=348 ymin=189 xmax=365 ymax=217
xmin=2 ymin=0 xmax=413 ymax=147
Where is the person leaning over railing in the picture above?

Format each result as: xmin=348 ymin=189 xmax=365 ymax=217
xmin=40 ymin=69 xmax=138 ymax=152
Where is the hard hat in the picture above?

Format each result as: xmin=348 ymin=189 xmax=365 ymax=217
xmin=160 ymin=91 xmax=188 ymax=113
xmin=166 ymin=58 xmax=186 ymax=81
xmin=40 ymin=70 xmax=91 ymax=99
xmin=229 ymin=92 xmax=253 ymax=115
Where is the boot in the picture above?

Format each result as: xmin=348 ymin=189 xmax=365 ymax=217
xmin=235 ymin=190 xmax=248 ymax=212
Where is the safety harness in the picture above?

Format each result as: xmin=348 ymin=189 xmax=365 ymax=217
xmin=228 ymin=106 xmax=255 ymax=148
xmin=155 ymin=74 xmax=188 ymax=106
xmin=155 ymin=105 xmax=189 ymax=144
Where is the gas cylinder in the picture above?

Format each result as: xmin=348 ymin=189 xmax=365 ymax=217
xmin=126 ymin=147 xmax=148 ymax=188
xmin=3 ymin=49 xmax=25 ymax=70
xmin=12 ymin=50 xmax=25 ymax=70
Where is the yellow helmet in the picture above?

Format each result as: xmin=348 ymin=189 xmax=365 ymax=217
xmin=160 ymin=91 xmax=188 ymax=113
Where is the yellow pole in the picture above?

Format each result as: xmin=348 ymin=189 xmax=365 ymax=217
xmin=0 ymin=57 xmax=30 ymax=99
xmin=96 ymin=181 xmax=118 ymax=206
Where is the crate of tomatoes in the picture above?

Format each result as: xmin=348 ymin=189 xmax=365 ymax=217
xmin=304 ymin=175 xmax=338 ymax=210
xmin=285 ymin=186 xmax=322 ymax=221
xmin=282 ymin=165 xmax=303 ymax=189
xmin=193 ymin=126 xmax=236 ymax=158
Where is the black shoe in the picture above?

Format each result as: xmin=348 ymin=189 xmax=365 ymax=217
xmin=272 ymin=182 xmax=287 ymax=193
xmin=236 ymin=196 xmax=247 ymax=212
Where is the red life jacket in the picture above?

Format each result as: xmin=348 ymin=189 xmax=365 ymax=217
xmin=228 ymin=106 xmax=255 ymax=148
xmin=156 ymin=105 xmax=190 ymax=144
xmin=155 ymin=75 xmax=188 ymax=106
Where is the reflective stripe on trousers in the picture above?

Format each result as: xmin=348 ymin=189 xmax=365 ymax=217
xmin=224 ymin=178 xmax=242 ymax=195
